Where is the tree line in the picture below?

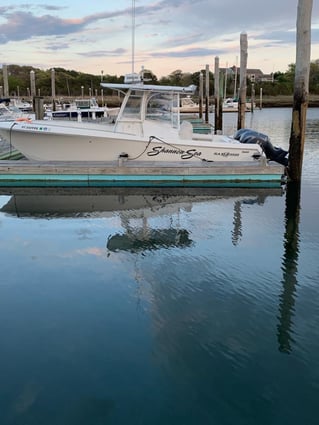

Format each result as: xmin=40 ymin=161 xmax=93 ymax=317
xmin=1 ymin=62 xmax=319 ymax=99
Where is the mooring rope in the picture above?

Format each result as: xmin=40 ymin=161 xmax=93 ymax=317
xmin=127 ymin=135 xmax=213 ymax=162
xmin=9 ymin=122 xmax=18 ymax=157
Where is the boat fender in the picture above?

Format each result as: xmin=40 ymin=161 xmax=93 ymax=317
xmin=15 ymin=117 xmax=32 ymax=122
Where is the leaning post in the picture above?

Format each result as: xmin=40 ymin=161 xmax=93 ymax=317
xmin=288 ymin=0 xmax=313 ymax=182
xmin=237 ymin=32 xmax=248 ymax=130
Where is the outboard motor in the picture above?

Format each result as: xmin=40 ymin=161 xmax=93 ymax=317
xmin=234 ymin=129 xmax=288 ymax=166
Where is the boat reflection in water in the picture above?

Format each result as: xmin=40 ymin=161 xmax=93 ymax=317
xmin=0 ymin=187 xmax=284 ymax=253
xmin=107 ymin=228 xmax=193 ymax=252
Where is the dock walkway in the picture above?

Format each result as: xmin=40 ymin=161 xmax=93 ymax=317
xmin=0 ymin=158 xmax=286 ymax=188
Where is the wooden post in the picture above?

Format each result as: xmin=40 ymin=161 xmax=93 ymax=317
xmin=237 ymin=32 xmax=248 ymax=130
xmin=30 ymin=70 xmax=36 ymax=103
xmin=199 ymin=72 xmax=203 ymax=119
xmin=33 ymin=96 xmax=44 ymax=119
xmin=251 ymin=83 xmax=255 ymax=113
xmin=214 ymin=56 xmax=223 ymax=133
xmin=288 ymin=0 xmax=313 ymax=181
xmin=205 ymin=64 xmax=210 ymax=123
xmin=259 ymin=87 xmax=263 ymax=109
xmin=51 ymin=68 xmax=56 ymax=99
xmin=2 ymin=64 xmax=9 ymax=97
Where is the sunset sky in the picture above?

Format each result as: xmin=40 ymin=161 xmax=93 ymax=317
xmin=1 ymin=0 xmax=318 ymax=78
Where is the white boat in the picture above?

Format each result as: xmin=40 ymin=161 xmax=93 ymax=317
xmin=0 ymin=81 xmax=279 ymax=164
xmin=11 ymin=98 xmax=33 ymax=112
xmin=172 ymin=96 xmax=213 ymax=114
xmin=44 ymin=97 xmax=120 ymax=121
xmin=0 ymin=99 xmax=35 ymax=121
xmin=223 ymin=98 xmax=255 ymax=112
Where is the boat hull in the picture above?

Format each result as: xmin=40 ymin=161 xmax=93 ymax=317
xmin=0 ymin=120 xmax=262 ymax=163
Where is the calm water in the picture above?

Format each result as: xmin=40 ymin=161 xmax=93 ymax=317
xmin=0 ymin=108 xmax=318 ymax=425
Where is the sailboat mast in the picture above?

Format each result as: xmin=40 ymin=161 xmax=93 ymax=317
xmin=132 ymin=0 xmax=135 ymax=75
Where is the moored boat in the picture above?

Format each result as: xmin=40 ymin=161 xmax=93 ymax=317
xmin=223 ymin=97 xmax=255 ymax=112
xmin=0 ymin=79 xmax=288 ymax=182
xmin=44 ymin=97 xmax=119 ymax=120
xmin=0 ymin=81 xmax=266 ymax=164
xmin=172 ymin=96 xmax=213 ymax=114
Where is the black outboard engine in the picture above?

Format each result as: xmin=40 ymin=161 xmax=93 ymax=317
xmin=234 ymin=129 xmax=288 ymax=166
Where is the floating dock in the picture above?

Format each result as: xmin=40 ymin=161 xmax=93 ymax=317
xmin=0 ymin=159 xmax=286 ymax=188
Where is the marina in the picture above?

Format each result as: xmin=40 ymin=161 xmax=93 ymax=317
xmin=0 ymin=0 xmax=318 ymax=423
xmin=0 ymin=79 xmax=287 ymax=189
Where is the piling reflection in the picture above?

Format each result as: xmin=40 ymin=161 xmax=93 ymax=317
xmin=277 ymin=181 xmax=301 ymax=354
xmin=231 ymin=194 xmax=270 ymax=245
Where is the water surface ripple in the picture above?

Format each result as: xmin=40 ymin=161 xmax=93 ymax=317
xmin=0 ymin=108 xmax=319 ymax=424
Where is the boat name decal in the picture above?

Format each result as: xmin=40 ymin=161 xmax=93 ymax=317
xmin=213 ymin=152 xmax=240 ymax=157
xmin=147 ymin=146 xmax=202 ymax=159
xmin=20 ymin=125 xmax=50 ymax=131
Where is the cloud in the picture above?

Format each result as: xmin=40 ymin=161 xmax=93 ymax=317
xmin=150 ymin=47 xmax=225 ymax=58
xmin=0 ymin=0 xmax=318 ymax=76
xmin=78 ymin=48 xmax=127 ymax=58
xmin=0 ymin=6 xmax=131 ymax=44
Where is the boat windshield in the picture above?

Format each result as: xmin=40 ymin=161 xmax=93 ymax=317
xmin=146 ymin=92 xmax=179 ymax=128
xmin=121 ymin=91 xmax=143 ymax=120
xmin=115 ymin=88 xmax=181 ymax=134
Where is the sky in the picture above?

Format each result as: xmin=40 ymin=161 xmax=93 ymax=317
xmin=0 ymin=0 xmax=319 ymax=79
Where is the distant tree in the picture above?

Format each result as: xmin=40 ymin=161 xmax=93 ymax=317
xmin=141 ymin=69 xmax=158 ymax=83
xmin=309 ymin=60 xmax=319 ymax=93
xmin=168 ymin=70 xmax=183 ymax=85
xmin=2 ymin=62 xmax=319 ymax=98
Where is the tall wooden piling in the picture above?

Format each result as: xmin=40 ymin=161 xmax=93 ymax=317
xmin=51 ymin=68 xmax=56 ymax=99
xmin=288 ymin=0 xmax=313 ymax=181
xmin=199 ymin=72 xmax=203 ymax=119
xmin=30 ymin=70 xmax=36 ymax=97
xmin=214 ymin=56 xmax=223 ymax=133
xmin=259 ymin=88 xmax=263 ymax=110
xmin=237 ymin=32 xmax=248 ymax=130
xmin=205 ymin=64 xmax=210 ymax=123
xmin=251 ymin=83 xmax=255 ymax=113
xmin=2 ymin=64 xmax=9 ymax=97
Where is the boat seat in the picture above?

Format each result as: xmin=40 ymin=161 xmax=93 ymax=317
xmin=179 ymin=120 xmax=193 ymax=139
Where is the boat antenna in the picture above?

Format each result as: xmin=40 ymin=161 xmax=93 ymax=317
xmin=132 ymin=0 xmax=135 ymax=76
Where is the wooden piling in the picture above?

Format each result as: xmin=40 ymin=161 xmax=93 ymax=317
xmin=251 ymin=83 xmax=255 ymax=113
xmin=30 ymin=70 xmax=36 ymax=97
xmin=205 ymin=64 xmax=210 ymax=123
xmin=51 ymin=68 xmax=56 ymax=99
xmin=199 ymin=72 xmax=203 ymax=119
xmin=214 ymin=57 xmax=223 ymax=133
xmin=33 ymin=96 xmax=44 ymax=119
xmin=237 ymin=32 xmax=248 ymax=130
xmin=288 ymin=0 xmax=313 ymax=182
xmin=259 ymin=88 xmax=263 ymax=110
xmin=2 ymin=65 xmax=9 ymax=98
